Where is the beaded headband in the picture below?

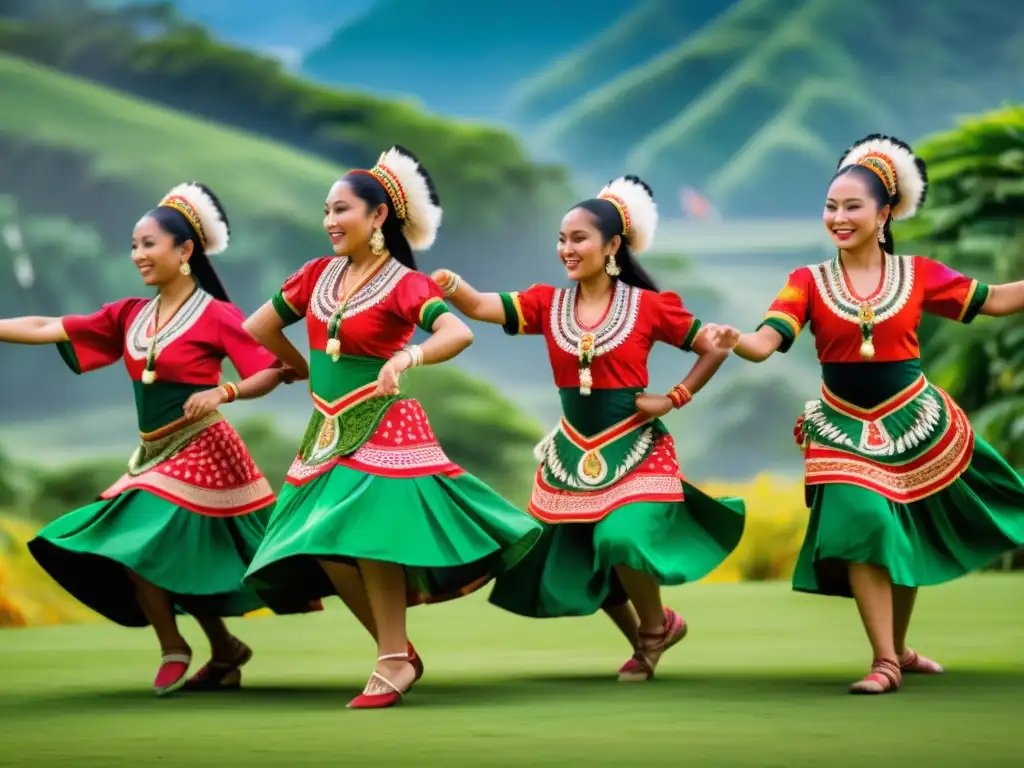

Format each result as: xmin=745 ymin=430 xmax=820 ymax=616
xmin=857 ymin=152 xmax=898 ymax=199
xmin=348 ymin=164 xmax=409 ymax=221
xmin=159 ymin=196 xmax=208 ymax=247
xmin=598 ymin=193 xmax=631 ymax=236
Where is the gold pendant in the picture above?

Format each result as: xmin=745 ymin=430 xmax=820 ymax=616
xmin=577 ymin=449 xmax=608 ymax=485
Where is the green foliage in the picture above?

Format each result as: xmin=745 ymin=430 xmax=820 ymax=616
xmin=906 ymin=105 xmax=1024 ymax=467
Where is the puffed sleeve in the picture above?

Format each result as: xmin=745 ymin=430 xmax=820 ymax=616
xmin=755 ymin=268 xmax=812 ymax=353
xmin=213 ymin=301 xmax=279 ymax=379
xmin=917 ymin=255 xmax=990 ymax=324
xmin=271 ymin=258 xmax=329 ymax=327
xmin=56 ymin=298 xmax=141 ymax=374
xmin=650 ymin=291 xmax=703 ymax=350
xmin=390 ymin=271 xmax=452 ymax=331
xmin=498 ymin=284 xmax=554 ymax=336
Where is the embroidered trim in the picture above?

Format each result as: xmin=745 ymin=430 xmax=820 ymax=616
xmin=804 ymin=392 xmax=975 ymax=503
xmin=309 ymin=257 xmax=408 ymax=324
xmin=528 ymin=471 xmax=684 ymax=523
xmin=812 ymin=254 xmax=915 ymax=326
xmin=125 ymin=290 xmax=213 ymax=360
xmin=102 ymin=473 xmax=274 ymax=516
xmin=539 ymin=426 xmax=654 ymax=490
xmin=549 ymin=281 xmax=641 ymax=357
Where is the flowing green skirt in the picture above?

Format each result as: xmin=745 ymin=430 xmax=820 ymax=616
xmin=793 ymin=436 xmax=1024 ymax=597
xmin=242 ymin=464 xmax=543 ymax=606
xmin=489 ymin=481 xmax=746 ymax=618
xmin=27 ymin=489 xmax=281 ymax=626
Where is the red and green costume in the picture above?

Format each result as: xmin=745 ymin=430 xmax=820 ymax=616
xmin=486 ymin=281 xmax=746 ymax=618
xmin=28 ymin=290 xmax=312 ymax=625
xmin=761 ymin=254 xmax=1024 ymax=596
xmin=242 ymin=256 xmax=542 ymax=605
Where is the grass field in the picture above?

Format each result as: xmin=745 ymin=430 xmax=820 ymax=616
xmin=0 ymin=575 xmax=1020 ymax=766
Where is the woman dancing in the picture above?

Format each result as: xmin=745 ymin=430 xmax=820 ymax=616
xmin=432 ymin=175 xmax=745 ymax=682
xmin=708 ymin=134 xmax=1024 ymax=694
xmin=241 ymin=145 xmax=542 ymax=709
xmin=0 ymin=182 xmax=309 ymax=696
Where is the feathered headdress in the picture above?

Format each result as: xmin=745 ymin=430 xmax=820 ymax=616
xmin=158 ymin=182 xmax=230 ymax=255
xmin=597 ymin=175 xmax=659 ymax=254
xmin=837 ymin=134 xmax=928 ymax=221
xmin=349 ymin=146 xmax=443 ymax=250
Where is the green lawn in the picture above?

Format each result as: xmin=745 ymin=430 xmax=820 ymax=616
xmin=0 ymin=575 xmax=1020 ymax=766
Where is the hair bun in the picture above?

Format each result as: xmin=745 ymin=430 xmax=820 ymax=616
xmin=597 ymin=175 xmax=658 ymax=254
xmin=838 ymin=134 xmax=928 ymax=221
xmin=374 ymin=145 xmax=443 ymax=251
xmin=158 ymin=182 xmax=230 ymax=255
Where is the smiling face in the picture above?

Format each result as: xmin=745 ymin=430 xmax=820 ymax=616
xmin=323 ymin=179 xmax=388 ymax=256
xmin=558 ymin=207 xmax=620 ymax=282
xmin=824 ymin=171 xmax=890 ymax=251
xmin=131 ymin=215 xmax=191 ymax=287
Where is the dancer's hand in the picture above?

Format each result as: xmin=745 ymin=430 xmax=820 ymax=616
xmin=278 ymin=364 xmax=308 ymax=384
xmin=373 ymin=352 xmax=411 ymax=397
xmin=635 ymin=393 xmax=674 ymax=418
xmin=183 ymin=387 xmax=228 ymax=420
xmin=430 ymin=269 xmax=450 ymax=287
xmin=704 ymin=323 xmax=741 ymax=350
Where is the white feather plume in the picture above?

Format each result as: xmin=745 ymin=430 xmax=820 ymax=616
xmin=598 ymin=176 xmax=659 ymax=254
xmin=376 ymin=147 xmax=443 ymax=251
xmin=160 ymin=182 xmax=230 ymax=255
xmin=838 ymin=137 xmax=926 ymax=221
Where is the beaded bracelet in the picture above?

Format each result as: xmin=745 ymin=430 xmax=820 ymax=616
xmin=220 ymin=382 xmax=239 ymax=403
xmin=403 ymin=344 xmax=424 ymax=368
xmin=438 ymin=270 xmax=462 ymax=297
xmin=667 ymin=384 xmax=692 ymax=409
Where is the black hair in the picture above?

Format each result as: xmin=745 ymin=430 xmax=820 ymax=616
xmin=571 ymin=174 xmax=660 ymax=292
xmin=147 ymin=181 xmax=231 ymax=302
xmin=342 ymin=145 xmax=440 ymax=272
xmin=830 ymin=134 xmax=928 ymax=256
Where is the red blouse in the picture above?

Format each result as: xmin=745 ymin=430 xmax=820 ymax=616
xmin=500 ymin=281 xmax=703 ymax=389
xmin=272 ymin=256 xmax=450 ymax=358
xmin=60 ymin=291 xmax=277 ymax=383
xmin=760 ymin=254 xmax=989 ymax=361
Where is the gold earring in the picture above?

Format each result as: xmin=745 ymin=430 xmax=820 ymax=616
xmin=369 ymin=227 xmax=385 ymax=256
xmin=605 ymin=254 xmax=621 ymax=277
xmin=179 ymin=261 xmax=192 ymax=276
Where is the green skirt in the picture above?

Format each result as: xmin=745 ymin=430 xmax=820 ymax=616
xmin=793 ymin=435 xmax=1024 ymax=597
xmin=242 ymin=463 xmax=543 ymax=606
xmin=488 ymin=481 xmax=746 ymax=618
xmin=26 ymin=489 xmax=284 ymax=627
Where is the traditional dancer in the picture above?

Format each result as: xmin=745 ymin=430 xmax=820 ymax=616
xmin=707 ymin=134 xmax=1024 ymax=694
xmin=432 ymin=175 xmax=746 ymax=682
xmin=0 ymin=182 xmax=311 ymax=696
xmin=241 ymin=145 xmax=542 ymax=709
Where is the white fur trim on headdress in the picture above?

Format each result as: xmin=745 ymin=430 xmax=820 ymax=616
xmin=597 ymin=176 xmax=659 ymax=254
xmin=375 ymin=147 xmax=443 ymax=251
xmin=159 ymin=182 xmax=230 ymax=255
xmin=838 ymin=136 xmax=926 ymax=221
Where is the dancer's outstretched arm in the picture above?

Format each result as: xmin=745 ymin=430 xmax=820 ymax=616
xmin=430 ymin=269 xmax=507 ymax=325
xmin=0 ymin=316 xmax=68 ymax=344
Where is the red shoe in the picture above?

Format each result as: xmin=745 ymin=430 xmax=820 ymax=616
xmin=184 ymin=640 xmax=253 ymax=692
xmin=899 ymin=648 xmax=943 ymax=674
xmin=347 ymin=652 xmax=416 ymax=710
xmin=153 ymin=651 xmax=192 ymax=696
xmin=618 ymin=608 xmax=688 ymax=682
xmin=849 ymin=658 xmax=901 ymax=695
xmin=408 ymin=642 xmax=424 ymax=686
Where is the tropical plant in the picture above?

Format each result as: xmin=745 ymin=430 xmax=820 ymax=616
xmin=904 ymin=105 xmax=1024 ymax=467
